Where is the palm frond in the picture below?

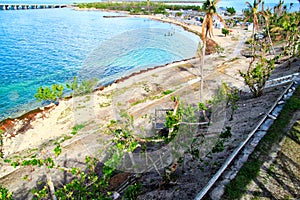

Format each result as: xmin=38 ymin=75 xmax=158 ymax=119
xmin=245 ymin=1 xmax=253 ymax=9
xmin=216 ymin=14 xmax=226 ymax=27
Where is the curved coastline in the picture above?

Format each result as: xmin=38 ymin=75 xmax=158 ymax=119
xmin=0 ymin=9 xmax=200 ymax=126
xmin=0 ymin=56 xmax=197 ymax=130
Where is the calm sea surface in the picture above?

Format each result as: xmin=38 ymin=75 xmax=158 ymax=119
xmin=0 ymin=7 xmax=199 ymax=120
xmin=0 ymin=0 xmax=298 ymax=121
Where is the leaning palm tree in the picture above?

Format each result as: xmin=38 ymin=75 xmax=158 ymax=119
xmin=244 ymin=0 xmax=262 ymax=37
xmin=201 ymin=0 xmax=226 ymax=40
xmin=199 ymin=0 xmax=225 ymax=102
xmin=244 ymin=0 xmax=263 ymax=55
xmin=261 ymin=8 xmax=275 ymax=54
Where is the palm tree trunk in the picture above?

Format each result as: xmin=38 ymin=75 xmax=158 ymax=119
xmin=200 ymin=42 xmax=205 ymax=103
xmin=266 ymin=24 xmax=275 ymax=54
xmin=252 ymin=26 xmax=255 ymax=56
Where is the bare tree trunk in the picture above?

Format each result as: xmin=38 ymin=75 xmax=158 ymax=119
xmin=252 ymin=26 xmax=255 ymax=56
xmin=266 ymin=24 xmax=275 ymax=54
xmin=200 ymin=42 xmax=205 ymax=103
xmin=45 ymin=168 xmax=57 ymax=200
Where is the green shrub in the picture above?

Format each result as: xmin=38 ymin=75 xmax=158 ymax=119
xmin=0 ymin=185 xmax=13 ymax=200
xmin=34 ymin=84 xmax=64 ymax=103
xmin=226 ymin=7 xmax=236 ymax=15
xmin=222 ymin=28 xmax=230 ymax=37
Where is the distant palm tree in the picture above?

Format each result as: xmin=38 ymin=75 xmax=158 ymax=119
xmin=270 ymin=11 xmax=300 ymax=55
xmin=274 ymin=0 xmax=284 ymax=16
xmin=201 ymin=0 xmax=226 ymax=40
xmin=244 ymin=0 xmax=262 ymax=36
xmin=147 ymin=0 xmax=150 ymax=13
xmin=261 ymin=7 xmax=275 ymax=54
xmin=199 ymin=0 xmax=225 ymax=102
xmin=244 ymin=0 xmax=263 ymax=55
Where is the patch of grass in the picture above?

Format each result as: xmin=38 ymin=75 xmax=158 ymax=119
xmin=58 ymin=107 xmax=72 ymax=120
xmin=84 ymin=95 xmax=91 ymax=102
xmin=76 ymin=105 xmax=86 ymax=109
xmin=130 ymin=89 xmax=174 ymax=107
xmin=71 ymin=124 xmax=86 ymax=135
xmin=58 ymin=135 xmax=73 ymax=143
xmin=231 ymin=36 xmax=239 ymax=41
xmin=224 ymin=86 xmax=300 ymax=199
xmin=162 ymin=90 xmax=174 ymax=95
xmin=99 ymin=101 xmax=111 ymax=108
xmin=150 ymin=95 xmax=163 ymax=100
xmin=131 ymin=99 xmax=147 ymax=106
xmin=289 ymin=120 xmax=300 ymax=142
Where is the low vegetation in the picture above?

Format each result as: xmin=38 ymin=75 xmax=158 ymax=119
xmin=34 ymin=84 xmax=64 ymax=103
xmin=226 ymin=7 xmax=236 ymax=16
xmin=222 ymin=28 xmax=229 ymax=37
xmin=4 ymin=1 xmax=299 ymax=199
xmin=77 ymin=2 xmax=202 ymax=15
xmin=34 ymin=76 xmax=98 ymax=104
xmin=224 ymin=86 xmax=300 ymax=199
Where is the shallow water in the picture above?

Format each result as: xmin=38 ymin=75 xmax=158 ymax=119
xmin=0 ymin=8 xmax=199 ymax=120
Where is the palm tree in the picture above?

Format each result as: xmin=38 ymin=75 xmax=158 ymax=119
xmin=199 ymin=0 xmax=225 ymax=102
xmin=261 ymin=8 xmax=275 ymax=54
xmin=244 ymin=0 xmax=262 ymax=37
xmin=147 ymin=0 xmax=150 ymax=13
xmin=270 ymin=11 xmax=300 ymax=56
xmin=201 ymin=0 xmax=226 ymax=40
xmin=243 ymin=0 xmax=263 ymax=55
xmin=274 ymin=0 xmax=284 ymax=16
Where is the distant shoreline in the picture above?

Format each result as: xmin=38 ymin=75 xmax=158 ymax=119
xmin=0 ymin=7 xmax=203 ymax=124
xmin=0 ymin=56 xmax=196 ymax=126
xmin=0 ymin=8 xmax=198 ymax=122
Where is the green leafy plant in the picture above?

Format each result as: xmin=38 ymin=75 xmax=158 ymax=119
xmin=34 ymin=84 xmax=64 ymax=103
xmin=220 ymin=126 xmax=232 ymax=139
xmin=123 ymin=183 xmax=142 ymax=200
xmin=223 ymin=84 xmax=240 ymax=121
xmin=66 ymin=76 xmax=98 ymax=96
xmin=239 ymin=43 xmax=277 ymax=97
xmin=175 ymin=12 xmax=183 ymax=17
xmin=222 ymin=28 xmax=230 ymax=37
xmin=226 ymin=7 xmax=236 ymax=15
xmin=212 ymin=139 xmax=224 ymax=153
xmin=71 ymin=124 xmax=86 ymax=135
xmin=0 ymin=185 xmax=13 ymax=200
xmin=162 ymin=90 xmax=174 ymax=95
xmin=66 ymin=76 xmax=78 ymax=95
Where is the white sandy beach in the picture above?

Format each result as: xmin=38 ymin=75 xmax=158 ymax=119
xmin=1 ymin=12 xmax=253 ymax=157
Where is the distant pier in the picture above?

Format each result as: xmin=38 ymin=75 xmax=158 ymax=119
xmin=0 ymin=4 xmax=67 ymax=10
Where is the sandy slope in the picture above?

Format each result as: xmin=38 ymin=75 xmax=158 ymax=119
xmin=0 ymin=13 xmax=256 ymax=198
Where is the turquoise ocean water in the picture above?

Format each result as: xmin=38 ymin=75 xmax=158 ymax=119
xmin=0 ymin=0 xmax=298 ymax=121
xmin=0 ymin=6 xmax=199 ymax=120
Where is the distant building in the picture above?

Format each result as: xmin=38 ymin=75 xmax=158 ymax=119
xmin=214 ymin=17 xmax=225 ymax=29
xmin=247 ymin=23 xmax=254 ymax=31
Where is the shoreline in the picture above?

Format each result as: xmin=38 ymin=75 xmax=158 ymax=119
xmin=0 ymin=7 xmax=251 ymax=157
xmin=2 ymin=5 xmax=300 ymax=200
xmin=0 ymin=9 xmax=203 ymax=126
xmin=0 ymin=57 xmax=195 ymax=128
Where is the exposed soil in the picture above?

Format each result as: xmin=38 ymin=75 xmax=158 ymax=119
xmin=0 ymin=15 xmax=299 ymax=199
xmin=241 ymin=113 xmax=300 ymax=200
